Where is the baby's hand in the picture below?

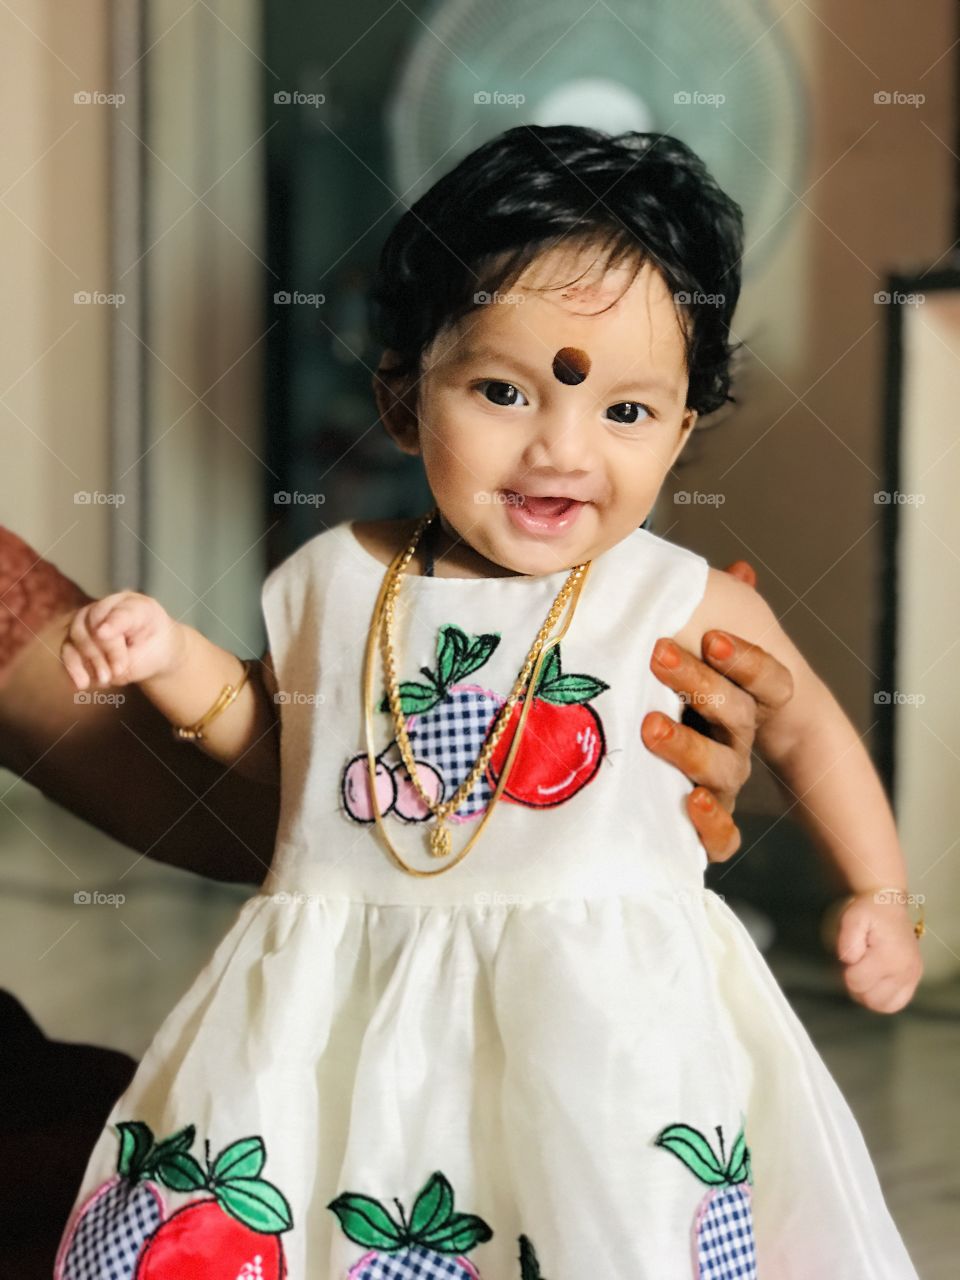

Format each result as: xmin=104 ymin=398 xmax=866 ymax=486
xmin=61 ymin=591 xmax=186 ymax=690
xmin=833 ymin=889 xmax=923 ymax=1014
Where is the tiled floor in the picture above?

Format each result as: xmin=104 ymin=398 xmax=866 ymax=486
xmin=2 ymin=778 xmax=957 ymax=1274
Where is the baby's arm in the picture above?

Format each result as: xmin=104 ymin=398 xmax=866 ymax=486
xmin=674 ymin=568 xmax=923 ymax=1013
xmin=60 ymin=591 xmax=280 ymax=787
xmin=139 ymin=629 xmax=280 ymax=786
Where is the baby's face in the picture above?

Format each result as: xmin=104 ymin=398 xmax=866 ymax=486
xmin=388 ymin=245 xmax=697 ymax=576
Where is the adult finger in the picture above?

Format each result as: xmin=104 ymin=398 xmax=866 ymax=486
xmin=650 ymin=640 xmax=759 ymax=753
xmin=641 ymin=711 xmax=749 ymax=811
xmin=699 ymin=630 xmax=794 ymax=719
xmin=683 ymin=787 xmax=743 ymax=862
xmin=722 ymin=559 xmax=758 ymax=588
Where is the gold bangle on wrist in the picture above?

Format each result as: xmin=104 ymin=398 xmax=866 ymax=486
xmin=848 ymin=885 xmax=926 ymax=940
xmin=173 ymin=658 xmax=252 ymax=742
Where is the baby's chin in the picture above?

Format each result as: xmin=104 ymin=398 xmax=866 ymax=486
xmin=494 ymin=509 xmax=658 ymax=577
xmin=482 ymin=511 xmax=607 ymax=577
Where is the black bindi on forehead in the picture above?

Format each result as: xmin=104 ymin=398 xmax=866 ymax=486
xmin=552 ymin=347 xmax=591 ymax=385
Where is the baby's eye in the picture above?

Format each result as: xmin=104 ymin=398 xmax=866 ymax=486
xmin=475 ymin=380 xmax=528 ymax=407
xmin=606 ymin=402 xmax=653 ymax=425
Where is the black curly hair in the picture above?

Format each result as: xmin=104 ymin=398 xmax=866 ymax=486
xmin=368 ymin=124 xmax=745 ymax=418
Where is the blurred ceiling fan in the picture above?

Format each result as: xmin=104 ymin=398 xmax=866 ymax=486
xmin=387 ymin=0 xmax=808 ymax=275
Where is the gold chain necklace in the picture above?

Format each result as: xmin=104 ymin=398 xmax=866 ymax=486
xmin=362 ymin=506 xmax=593 ymax=877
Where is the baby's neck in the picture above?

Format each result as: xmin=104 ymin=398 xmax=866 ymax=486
xmin=426 ymin=515 xmax=524 ymax=579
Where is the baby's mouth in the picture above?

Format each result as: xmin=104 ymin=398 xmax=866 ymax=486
xmin=503 ymin=491 xmax=580 ymax=517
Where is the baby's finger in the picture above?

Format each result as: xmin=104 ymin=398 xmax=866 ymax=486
xmin=85 ymin=592 xmax=135 ymax=629
xmin=94 ymin=628 xmax=131 ymax=679
xmin=89 ymin=606 xmax=139 ymax=677
xmin=61 ymin=639 xmax=91 ymax=690
xmin=841 ymin=952 xmax=886 ymax=997
xmin=871 ymin=981 xmax=915 ymax=1015
xmin=834 ymin=901 xmax=870 ymax=966
xmin=67 ymin=608 xmax=113 ymax=686
xmin=851 ymin=973 xmax=906 ymax=1015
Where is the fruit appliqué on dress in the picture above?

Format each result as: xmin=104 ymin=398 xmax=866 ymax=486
xmin=328 ymin=1169 xmax=550 ymax=1278
xmin=55 ymin=1119 xmax=293 ymax=1280
xmin=341 ymin=623 xmax=609 ymax=825
xmin=655 ymin=1119 xmax=758 ymax=1279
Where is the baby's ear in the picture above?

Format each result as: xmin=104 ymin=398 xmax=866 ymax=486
xmin=668 ymin=406 xmax=698 ymax=466
xmin=372 ymin=350 xmax=420 ymax=455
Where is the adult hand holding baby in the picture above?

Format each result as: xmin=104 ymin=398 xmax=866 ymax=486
xmin=644 ymin=558 xmax=794 ymax=862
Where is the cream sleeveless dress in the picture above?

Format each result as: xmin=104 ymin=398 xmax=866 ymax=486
xmin=54 ymin=520 xmax=919 ymax=1280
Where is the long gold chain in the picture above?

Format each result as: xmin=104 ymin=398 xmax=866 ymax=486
xmin=362 ymin=506 xmax=592 ymax=876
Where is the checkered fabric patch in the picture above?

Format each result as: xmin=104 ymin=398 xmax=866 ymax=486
xmin=407 ymin=687 xmax=501 ymax=818
xmin=355 ymin=1244 xmax=474 ymax=1278
xmin=59 ymin=1177 xmax=161 ymax=1280
xmin=696 ymin=1184 xmax=758 ymax=1279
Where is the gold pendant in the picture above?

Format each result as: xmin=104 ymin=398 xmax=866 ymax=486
xmin=429 ymin=820 xmax=452 ymax=858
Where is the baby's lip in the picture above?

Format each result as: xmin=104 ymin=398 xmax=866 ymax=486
xmin=501 ymin=487 xmax=592 ymax=504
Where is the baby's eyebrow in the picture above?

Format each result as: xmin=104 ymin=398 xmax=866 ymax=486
xmin=450 ymin=344 xmax=535 ymax=376
xmin=452 ymin=344 xmax=678 ymax=398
